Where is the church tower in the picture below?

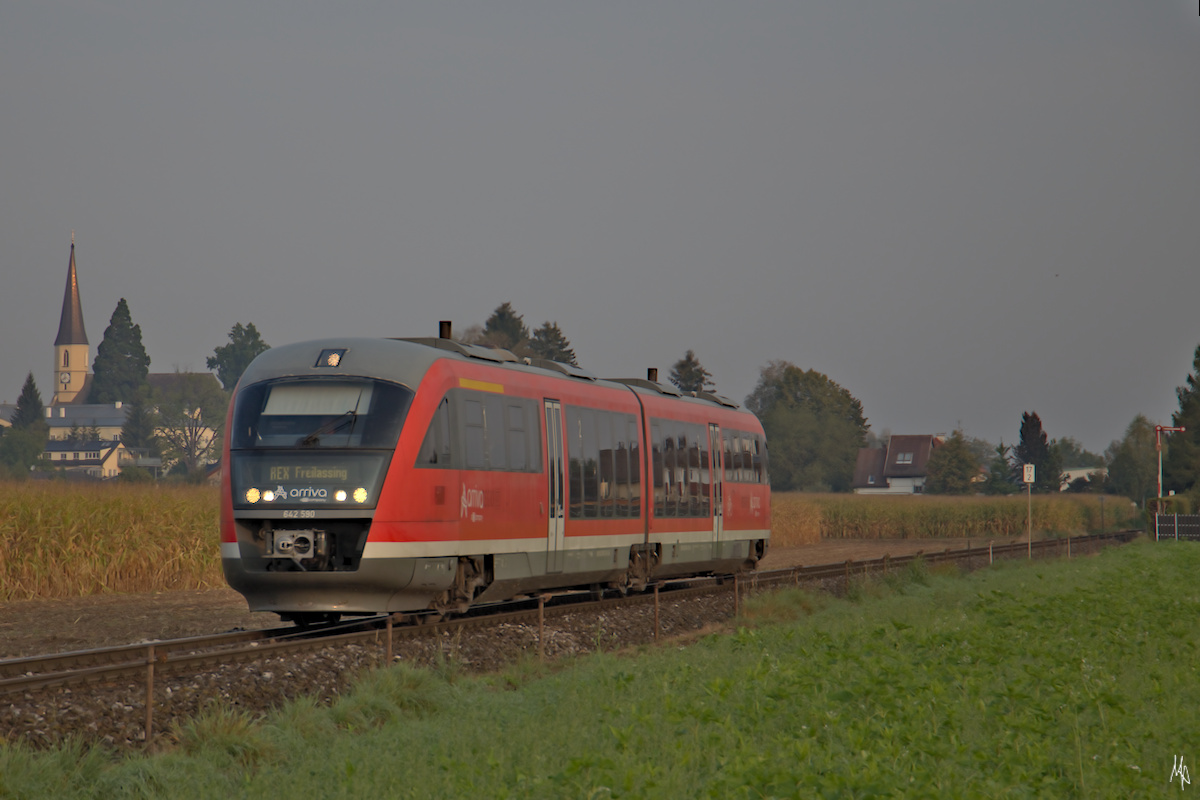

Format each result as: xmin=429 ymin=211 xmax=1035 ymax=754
xmin=52 ymin=234 xmax=89 ymax=405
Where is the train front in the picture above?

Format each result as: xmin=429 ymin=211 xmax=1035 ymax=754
xmin=219 ymin=339 xmax=432 ymax=622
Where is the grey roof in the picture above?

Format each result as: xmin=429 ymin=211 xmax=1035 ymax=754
xmin=54 ymin=242 xmax=88 ymax=347
xmin=44 ymin=402 xmax=128 ymax=428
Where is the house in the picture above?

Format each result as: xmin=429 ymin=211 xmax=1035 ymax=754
xmin=41 ymin=438 xmax=130 ymax=479
xmin=851 ymin=434 xmax=944 ymax=494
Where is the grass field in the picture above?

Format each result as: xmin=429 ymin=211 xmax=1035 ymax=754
xmin=0 ymin=482 xmax=1143 ymax=601
xmin=1 ymin=539 xmax=1192 ymax=798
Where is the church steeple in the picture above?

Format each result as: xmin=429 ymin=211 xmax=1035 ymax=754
xmin=53 ymin=233 xmax=90 ymax=404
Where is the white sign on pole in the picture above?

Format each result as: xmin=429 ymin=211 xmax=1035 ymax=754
xmin=1023 ymin=464 xmax=1035 ymax=484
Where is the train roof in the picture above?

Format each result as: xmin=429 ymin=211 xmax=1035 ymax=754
xmin=238 ymin=337 xmax=747 ymax=412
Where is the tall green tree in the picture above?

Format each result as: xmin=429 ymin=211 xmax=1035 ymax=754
xmin=153 ymin=373 xmax=228 ymax=475
xmin=9 ymin=372 xmax=47 ymax=429
xmin=481 ymin=302 xmax=530 ymax=352
xmin=1164 ymin=343 xmax=1200 ymax=496
xmin=207 ymin=322 xmax=269 ymax=391
xmin=529 ymin=321 xmax=578 ymax=365
xmin=1055 ymin=436 xmax=1105 ymax=469
xmin=1013 ymin=411 xmax=1063 ymax=493
xmin=745 ymin=360 xmax=868 ymax=492
xmin=982 ymin=442 xmax=1019 ymax=495
xmin=924 ymin=430 xmax=981 ymax=495
xmin=669 ymin=350 xmax=715 ymax=393
xmin=89 ymin=298 xmax=150 ymax=403
xmin=1105 ymin=414 xmax=1157 ymax=507
xmin=120 ymin=387 xmax=161 ymax=457
xmin=0 ymin=373 xmax=49 ymax=477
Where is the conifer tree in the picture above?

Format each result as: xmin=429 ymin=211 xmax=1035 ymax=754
xmin=481 ymin=302 xmax=530 ymax=352
xmin=9 ymin=372 xmax=47 ymax=429
xmin=924 ymin=430 xmax=980 ymax=494
xmin=529 ymin=322 xmax=578 ymax=365
xmin=89 ymin=298 xmax=150 ymax=403
xmin=1013 ymin=411 xmax=1063 ymax=493
xmin=669 ymin=350 xmax=714 ymax=393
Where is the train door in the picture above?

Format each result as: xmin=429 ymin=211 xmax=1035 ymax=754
xmin=544 ymin=399 xmax=566 ymax=573
xmin=708 ymin=423 xmax=724 ymax=553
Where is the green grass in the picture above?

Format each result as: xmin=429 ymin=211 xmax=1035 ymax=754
xmin=3 ymin=541 xmax=1195 ymax=798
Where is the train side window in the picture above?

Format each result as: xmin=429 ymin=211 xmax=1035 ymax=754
xmin=416 ymin=396 xmax=453 ymax=468
xmin=627 ymin=417 xmax=641 ymax=517
xmin=463 ymin=395 xmax=485 ymax=470
xmin=506 ymin=402 xmax=527 ymax=471
xmin=651 ymin=422 xmax=664 ymax=519
xmin=566 ymin=407 xmax=583 ymax=518
xmin=754 ymin=436 xmax=768 ymax=484
xmin=597 ymin=411 xmax=614 ymax=517
xmin=484 ymin=394 xmax=507 ymax=470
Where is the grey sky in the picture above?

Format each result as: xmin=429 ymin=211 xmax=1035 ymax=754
xmin=2 ymin=1 xmax=1197 ymax=455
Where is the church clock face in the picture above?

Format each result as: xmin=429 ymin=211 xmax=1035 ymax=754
xmin=60 ymin=372 xmax=71 ymax=386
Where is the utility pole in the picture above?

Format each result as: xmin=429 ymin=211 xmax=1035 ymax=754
xmin=1156 ymin=425 xmax=1186 ymax=500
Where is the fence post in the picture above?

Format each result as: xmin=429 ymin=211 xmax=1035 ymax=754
xmin=1156 ymin=514 xmax=1160 ymax=542
xmin=734 ymin=574 xmax=740 ymax=619
xmin=1176 ymin=513 xmax=1180 ymax=541
xmin=538 ymin=595 xmax=545 ymax=662
xmin=145 ymin=644 xmax=155 ymax=745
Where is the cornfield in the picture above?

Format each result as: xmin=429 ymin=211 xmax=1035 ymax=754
xmin=770 ymin=492 xmax=1142 ymax=547
xmin=0 ymin=482 xmax=223 ymax=602
xmin=0 ymin=483 xmax=1144 ymax=602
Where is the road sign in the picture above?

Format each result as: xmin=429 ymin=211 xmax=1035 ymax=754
xmin=1023 ymin=464 xmax=1035 ymax=484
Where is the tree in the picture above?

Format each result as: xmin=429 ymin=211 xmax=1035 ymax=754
xmin=0 ymin=373 xmax=49 ymax=478
xmin=9 ymin=372 xmax=47 ymax=429
xmin=529 ymin=321 xmax=578 ymax=365
xmin=153 ymin=373 xmax=228 ymax=475
xmin=1013 ymin=411 xmax=1063 ymax=493
xmin=480 ymin=302 xmax=530 ymax=352
xmin=1164 ymin=343 xmax=1200 ymax=496
xmin=982 ymin=442 xmax=1019 ymax=495
xmin=207 ymin=322 xmax=269 ymax=391
xmin=924 ymin=430 xmax=981 ymax=494
xmin=1055 ymin=436 xmax=1104 ymax=469
xmin=89 ymin=298 xmax=150 ymax=403
xmin=1105 ymin=414 xmax=1158 ymax=506
xmin=120 ymin=387 xmax=162 ymax=458
xmin=745 ymin=360 xmax=868 ymax=492
xmin=668 ymin=350 xmax=715 ymax=393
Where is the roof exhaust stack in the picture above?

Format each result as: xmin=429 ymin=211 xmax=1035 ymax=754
xmin=647 ymin=368 xmax=658 ymax=383
xmin=439 ymin=320 xmax=452 ymax=340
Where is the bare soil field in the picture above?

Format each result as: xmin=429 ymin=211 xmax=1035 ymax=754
xmin=0 ymin=536 xmax=1017 ymax=659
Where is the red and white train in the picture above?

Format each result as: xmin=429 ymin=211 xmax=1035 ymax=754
xmin=220 ymin=331 xmax=770 ymax=624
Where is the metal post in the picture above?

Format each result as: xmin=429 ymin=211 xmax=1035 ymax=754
xmin=538 ymin=595 xmax=546 ymax=662
xmin=1067 ymin=535 xmax=1071 ymax=560
xmin=145 ymin=645 xmax=155 ymax=745
xmin=1027 ymin=482 xmax=1032 ymax=559
xmin=1176 ymin=513 xmax=1180 ymax=541
xmin=989 ymin=542 xmax=993 ymax=565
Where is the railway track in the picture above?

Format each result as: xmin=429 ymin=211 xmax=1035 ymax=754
xmin=0 ymin=530 xmax=1138 ymax=745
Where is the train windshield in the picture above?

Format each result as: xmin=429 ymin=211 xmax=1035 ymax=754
xmin=232 ymin=379 xmax=413 ymax=450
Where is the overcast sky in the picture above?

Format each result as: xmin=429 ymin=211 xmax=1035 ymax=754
xmin=2 ymin=1 xmax=1197 ymax=454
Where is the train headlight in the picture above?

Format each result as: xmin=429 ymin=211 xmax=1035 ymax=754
xmin=246 ymin=488 xmax=261 ymax=504
xmin=335 ymin=490 xmax=347 ymax=502
xmin=262 ymin=489 xmax=277 ymax=502
xmin=353 ymin=488 xmax=368 ymax=503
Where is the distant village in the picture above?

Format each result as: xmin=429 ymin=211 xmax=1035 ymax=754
xmin=0 ymin=240 xmax=223 ymax=480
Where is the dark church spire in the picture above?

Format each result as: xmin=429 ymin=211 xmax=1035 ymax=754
xmin=54 ymin=233 xmax=88 ymax=347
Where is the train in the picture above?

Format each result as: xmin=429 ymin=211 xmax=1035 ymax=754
xmin=219 ymin=328 xmax=770 ymax=625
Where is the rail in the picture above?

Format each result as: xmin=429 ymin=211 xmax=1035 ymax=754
xmin=0 ymin=530 xmax=1138 ymax=744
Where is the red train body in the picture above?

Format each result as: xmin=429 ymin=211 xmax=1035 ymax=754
xmin=220 ymin=336 xmax=769 ymax=623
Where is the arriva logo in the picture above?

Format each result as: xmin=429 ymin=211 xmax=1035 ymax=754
xmin=276 ymin=485 xmax=328 ymax=500
xmin=461 ymin=486 xmax=484 ymax=522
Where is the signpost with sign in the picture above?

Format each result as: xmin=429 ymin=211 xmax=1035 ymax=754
xmin=1023 ymin=464 xmax=1034 ymax=558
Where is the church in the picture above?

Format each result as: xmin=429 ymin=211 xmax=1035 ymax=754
xmin=0 ymin=238 xmax=220 ymax=478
